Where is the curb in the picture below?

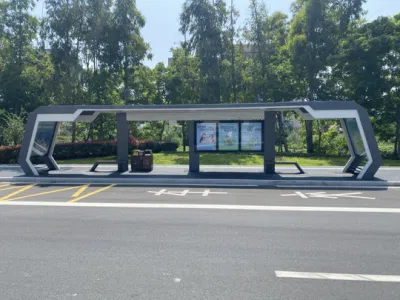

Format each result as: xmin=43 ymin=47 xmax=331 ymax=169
xmin=6 ymin=176 xmax=400 ymax=188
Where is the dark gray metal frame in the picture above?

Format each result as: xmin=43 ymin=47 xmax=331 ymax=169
xmin=18 ymin=101 xmax=382 ymax=180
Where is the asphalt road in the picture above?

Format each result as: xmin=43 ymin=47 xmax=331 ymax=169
xmin=1 ymin=185 xmax=400 ymax=300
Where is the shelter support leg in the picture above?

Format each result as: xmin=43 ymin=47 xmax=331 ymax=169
xmin=18 ymin=112 xmax=39 ymax=176
xmin=355 ymin=107 xmax=383 ymax=180
xmin=188 ymin=121 xmax=200 ymax=173
xmin=43 ymin=122 xmax=60 ymax=171
xmin=116 ymin=113 xmax=129 ymax=173
xmin=264 ymin=111 xmax=276 ymax=174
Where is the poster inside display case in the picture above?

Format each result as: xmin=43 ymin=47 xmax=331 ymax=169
xmin=240 ymin=122 xmax=263 ymax=151
xmin=195 ymin=121 xmax=263 ymax=152
xmin=218 ymin=122 xmax=239 ymax=151
xmin=196 ymin=122 xmax=217 ymax=151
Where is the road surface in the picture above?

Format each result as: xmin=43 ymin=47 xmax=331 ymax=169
xmin=1 ymin=184 xmax=400 ymax=299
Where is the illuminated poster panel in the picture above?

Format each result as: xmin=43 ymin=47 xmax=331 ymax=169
xmin=196 ymin=122 xmax=217 ymax=151
xmin=218 ymin=122 xmax=239 ymax=151
xmin=241 ymin=122 xmax=263 ymax=151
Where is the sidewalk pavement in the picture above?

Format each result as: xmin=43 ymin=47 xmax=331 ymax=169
xmin=1 ymin=164 xmax=400 ymax=188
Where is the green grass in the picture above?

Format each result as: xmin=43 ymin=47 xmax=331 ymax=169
xmin=57 ymin=152 xmax=400 ymax=166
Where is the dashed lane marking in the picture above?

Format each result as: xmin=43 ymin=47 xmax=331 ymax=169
xmin=0 ymin=185 xmax=35 ymax=201
xmin=68 ymin=184 xmax=115 ymax=203
xmin=0 ymin=183 xmax=10 ymax=188
xmin=275 ymin=271 xmax=400 ymax=282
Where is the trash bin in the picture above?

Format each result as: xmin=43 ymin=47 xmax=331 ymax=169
xmin=142 ymin=149 xmax=153 ymax=172
xmin=131 ymin=150 xmax=143 ymax=172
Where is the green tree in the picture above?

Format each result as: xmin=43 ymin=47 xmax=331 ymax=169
xmin=0 ymin=0 xmax=39 ymax=113
xmin=42 ymin=0 xmax=87 ymax=141
xmin=112 ymin=0 xmax=150 ymax=104
xmin=0 ymin=109 xmax=26 ymax=145
xmin=288 ymin=0 xmax=365 ymax=153
xmin=165 ymin=46 xmax=201 ymax=105
xmin=180 ymin=0 xmax=228 ymax=104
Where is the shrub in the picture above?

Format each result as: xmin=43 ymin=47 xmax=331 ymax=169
xmin=53 ymin=141 xmax=117 ymax=160
xmin=0 ymin=145 xmax=20 ymax=164
xmin=160 ymin=142 xmax=179 ymax=152
xmin=136 ymin=140 xmax=162 ymax=153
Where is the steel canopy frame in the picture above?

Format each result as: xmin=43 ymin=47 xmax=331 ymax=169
xmin=18 ymin=101 xmax=382 ymax=180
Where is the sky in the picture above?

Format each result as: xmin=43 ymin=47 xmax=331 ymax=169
xmin=32 ymin=0 xmax=400 ymax=68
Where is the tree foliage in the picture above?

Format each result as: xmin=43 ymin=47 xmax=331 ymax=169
xmin=0 ymin=0 xmax=398 ymax=158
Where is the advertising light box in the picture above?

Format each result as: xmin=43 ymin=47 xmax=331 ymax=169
xmin=196 ymin=122 xmax=217 ymax=151
xmin=195 ymin=121 xmax=263 ymax=152
xmin=218 ymin=122 xmax=239 ymax=151
xmin=241 ymin=122 xmax=263 ymax=151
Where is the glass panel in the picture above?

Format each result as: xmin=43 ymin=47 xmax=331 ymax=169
xmin=345 ymin=119 xmax=366 ymax=156
xmin=31 ymin=122 xmax=57 ymax=157
xmin=196 ymin=122 xmax=217 ymax=151
xmin=241 ymin=122 xmax=263 ymax=151
xmin=218 ymin=122 xmax=239 ymax=151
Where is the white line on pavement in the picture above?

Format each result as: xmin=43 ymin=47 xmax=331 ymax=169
xmin=295 ymin=191 xmax=308 ymax=199
xmin=1 ymin=201 xmax=400 ymax=213
xmin=275 ymin=271 xmax=400 ymax=282
xmin=277 ymin=185 xmax=389 ymax=190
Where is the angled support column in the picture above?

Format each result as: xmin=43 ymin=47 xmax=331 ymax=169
xmin=356 ymin=107 xmax=382 ymax=180
xmin=264 ymin=111 xmax=276 ymax=174
xmin=18 ymin=112 xmax=39 ymax=176
xmin=116 ymin=113 xmax=129 ymax=173
xmin=341 ymin=119 xmax=356 ymax=174
xmin=42 ymin=122 xmax=60 ymax=171
xmin=188 ymin=121 xmax=200 ymax=173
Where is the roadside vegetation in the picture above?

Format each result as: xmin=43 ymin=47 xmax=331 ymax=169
xmin=0 ymin=0 xmax=399 ymax=165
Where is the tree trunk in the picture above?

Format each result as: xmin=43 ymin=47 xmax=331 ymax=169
xmin=99 ymin=115 xmax=105 ymax=141
xmin=230 ymin=0 xmax=237 ymax=103
xmin=396 ymin=120 xmax=400 ymax=159
xmin=276 ymin=112 xmax=288 ymax=153
xmin=306 ymin=120 xmax=314 ymax=154
xmin=182 ymin=122 xmax=186 ymax=152
xmin=85 ymin=123 xmax=92 ymax=142
xmin=72 ymin=123 xmax=76 ymax=143
xmin=159 ymin=121 xmax=166 ymax=142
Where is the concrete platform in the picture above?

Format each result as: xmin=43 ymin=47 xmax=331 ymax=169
xmin=2 ymin=165 xmax=400 ymax=188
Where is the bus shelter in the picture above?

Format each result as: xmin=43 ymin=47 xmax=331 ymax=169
xmin=18 ymin=101 xmax=382 ymax=180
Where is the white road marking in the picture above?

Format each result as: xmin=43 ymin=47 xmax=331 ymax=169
xmin=278 ymin=185 xmax=389 ymax=190
xmin=150 ymin=189 xmax=167 ymax=196
xmin=282 ymin=192 xmax=308 ymax=198
xmin=295 ymin=191 xmax=308 ymax=199
xmin=281 ymin=191 xmax=376 ymax=200
xmin=275 ymin=271 xmax=400 ymax=282
xmin=202 ymin=189 xmax=210 ymax=197
xmin=166 ymin=190 xmax=190 ymax=196
xmin=148 ymin=189 xmax=228 ymax=197
xmin=1 ymin=201 xmax=400 ymax=213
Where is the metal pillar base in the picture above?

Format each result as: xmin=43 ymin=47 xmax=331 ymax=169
xmin=116 ymin=113 xmax=129 ymax=173
xmin=188 ymin=121 xmax=200 ymax=173
xmin=264 ymin=111 xmax=276 ymax=174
